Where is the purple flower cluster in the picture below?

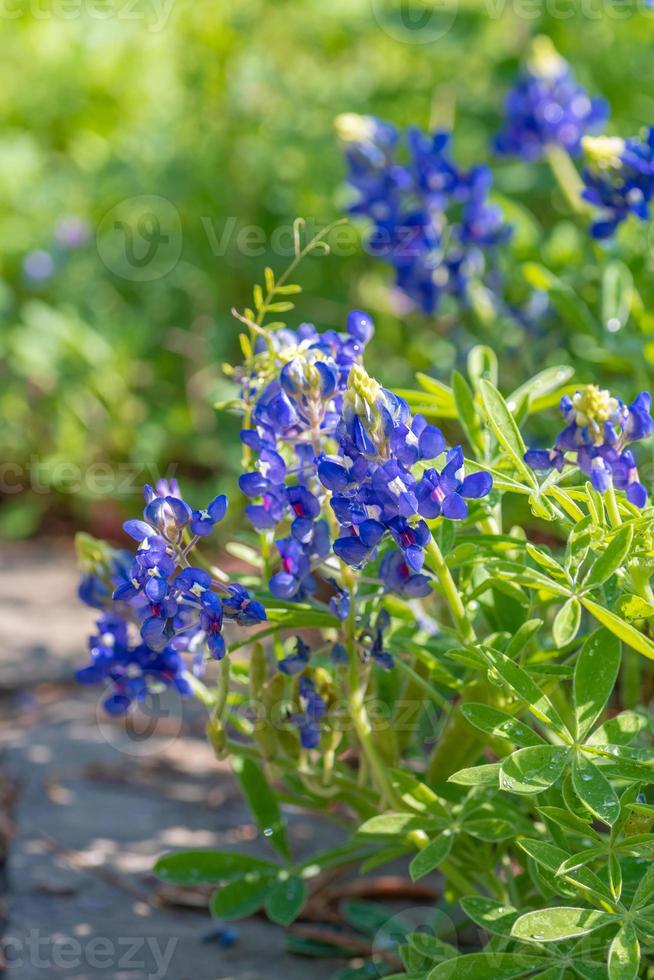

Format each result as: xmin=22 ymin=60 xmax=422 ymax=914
xmin=238 ymin=313 xmax=374 ymax=600
xmin=77 ymin=479 xmax=266 ymax=711
xmin=582 ymin=129 xmax=654 ymax=238
xmin=337 ymin=114 xmax=511 ymax=314
xmin=494 ymin=37 xmax=607 ymax=161
xmin=525 ymin=386 xmax=654 ymax=506
xmin=317 ymin=363 xmax=493 ymax=594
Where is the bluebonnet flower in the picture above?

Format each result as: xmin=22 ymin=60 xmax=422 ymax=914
xmin=582 ymin=130 xmax=654 ymax=238
xmin=337 ymin=114 xmax=511 ymax=314
xmin=367 ymin=609 xmax=394 ymax=670
xmin=292 ymin=676 xmax=327 ymax=749
xmin=77 ymin=484 xmax=266 ymax=710
xmin=380 ymin=550 xmax=432 ymax=599
xmin=525 ymin=386 xmax=653 ymax=506
xmin=416 ymin=448 xmax=494 ymax=521
xmin=239 ymin=314 xmax=375 ymax=598
xmin=494 ymin=37 xmax=608 ymax=161
xmin=76 ymin=613 xmax=192 ymax=715
xmin=278 ymin=638 xmax=311 ymax=675
xmin=318 ymin=364 xmax=493 ymax=580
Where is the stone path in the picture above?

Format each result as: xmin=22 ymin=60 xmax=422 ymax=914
xmin=0 ymin=543 xmax=346 ymax=979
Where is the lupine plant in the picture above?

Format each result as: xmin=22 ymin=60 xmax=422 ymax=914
xmin=75 ymin=227 xmax=654 ymax=980
xmin=74 ymin=42 xmax=654 ymax=980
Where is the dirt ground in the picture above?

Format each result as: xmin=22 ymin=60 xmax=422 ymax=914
xmin=0 ymin=542 xmax=351 ymax=980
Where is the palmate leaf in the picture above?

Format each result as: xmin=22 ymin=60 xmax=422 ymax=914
xmin=459 ymin=897 xmax=520 ymax=936
xmin=580 ymin=597 xmax=654 ymax=661
xmin=517 ymin=839 xmax=613 ymax=905
xmin=511 ymin=907 xmax=617 ymax=942
xmin=480 ymin=648 xmax=572 ymax=740
xmin=572 ymin=754 xmax=620 ymax=827
xmin=582 ymin=525 xmax=633 ymax=591
xmin=210 ymin=872 xmax=278 ymax=920
xmin=154 ymin=849 xmax=277 ymax=884
xmin=574 ymin=628 xmax=622 ymax=740
xmin=479 ymin=379 xmax=539 ymax=488
xmin=409 ymin=830 xmax=454 ymax=881
xmin=500 ymin=746 xmax=570 ymax=795
xmin=427 ymin=953 xmax=546 ymax=979
xmin=264 ymin=873 xmax=307 ymax=925
xmin=608 ymin=922 xmax=640 ymax=980
xmin=461 ymin=703 xmax=545 ymax=748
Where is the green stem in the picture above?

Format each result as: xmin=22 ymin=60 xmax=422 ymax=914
xmin=605 ymin=484 xmax=622 ymax=528
xmin=425 ymin=536 xmax=476 ymax=644
xmin=342 ymin=569 xmax=402 ymax=808
xmin=545 ymin=145 xmax=587 ymax=216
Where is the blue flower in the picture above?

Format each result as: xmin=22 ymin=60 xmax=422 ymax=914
xmin=338 ymin=114 xmax=511 ymax=314
xmin=278 ymin=638 xmax=311 ymax=675
xmin=416 ymin=448 xmax=494 ymax=521
xmin=380 ymin=550 xmax=432 ymax=599
xmin=525 ymin=385 xmax=653 ymax=506
xmin=199 ymin=592 xmax=226 ymax=660
xmin=494 ymin=37 xmax=608 ymax=161
xmin=582 ymin=130 xmax=654 ymax=238
xmin=76 ymin=614 xmax=192 ymax=714
xmin=292 ymin=676 xmax=327 ymax=749
xmin=190 ymin=494 xmax=228 ymax=537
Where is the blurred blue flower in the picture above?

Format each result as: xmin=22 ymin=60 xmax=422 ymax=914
xmin=582 ymin=130 xmax=654 ymax=238
xmin=494 ymin=37 xmax=608 ymax=161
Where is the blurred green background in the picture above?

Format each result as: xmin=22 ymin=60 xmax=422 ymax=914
xmin=3 ymin=0 xmax=654 ymax=539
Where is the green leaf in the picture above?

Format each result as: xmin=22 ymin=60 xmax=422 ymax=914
xmin=632 ymin=862 xmax=654 ymax=909
xmin=553 ymin=597 xmax=582 ymax=648
xmin=428 ymin=953 xmax=546 ymax=980
xmin=357 ymin=813 xmax=436 ymax=837
xmin=264 ymin=874 xmax=307 ymax=925
xmin=507 ymin=365 xmax=575 ymax=415
xmin=154 ymin=849 xmax=277 ymax=884
xmin=479 ymin=379 xmax=537 ymax=487
xmin=461 ymin=703 xmax=544 ymax=747
xmin=608 ymin=923 xmax=640 ymax=980
xmin=574 ymin=628 xmax=622 ymax=740
xmin=536 ymin=806 xmax=597 ymax=839
xmin=390 ymin=769 xmax=449 ymax=818
xmin=481 ymin=648 xmax=571 ymax=739
xmin=586 ymin=710 xmax=646 ymax=746
xmin=500 ymin=746 xmax=570 ymax=795
xmin=210 ymin=873 xmax=277 ymax=920
xmin=459 ymin=897 xmax=519 ymax=936
xmin=580 ymin=598 xmax=654 ymax=660
xmin=467 ymin=345 xmax=498 ymax=387
xmin=409 ymin=831 xmax=454 ymax=881
xmin=609 ymin=852 xmax=622 ymax=902
xmin=572 ymin=754 xmax=620 ymax=826
xmin=232 ymin=756 xmax=290 ymax=860
xmin=447 ymin=763 xmax=500 ymax=787
xmin=517 ymin=839 xmax=612 ymax=903
xmin=452 ymin=370 xmax=484 ymax=456
xmin=602 ymin=260 xmax=633 ymax=334
xmin=582 ymin=525 xmax=633 ymax=591
xmin=511 ymin=907 xmax=616 ymax=942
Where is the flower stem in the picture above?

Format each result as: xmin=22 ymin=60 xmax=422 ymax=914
xmin=342 ymin=569 xmax=401 ymax=808
xmin=425 ymin=536 xmax=476 ymax=645
xmin=605 ymin=484 xmax=622 ymax=527
xmin=545 ymin=145 xmax=587 ymax=216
